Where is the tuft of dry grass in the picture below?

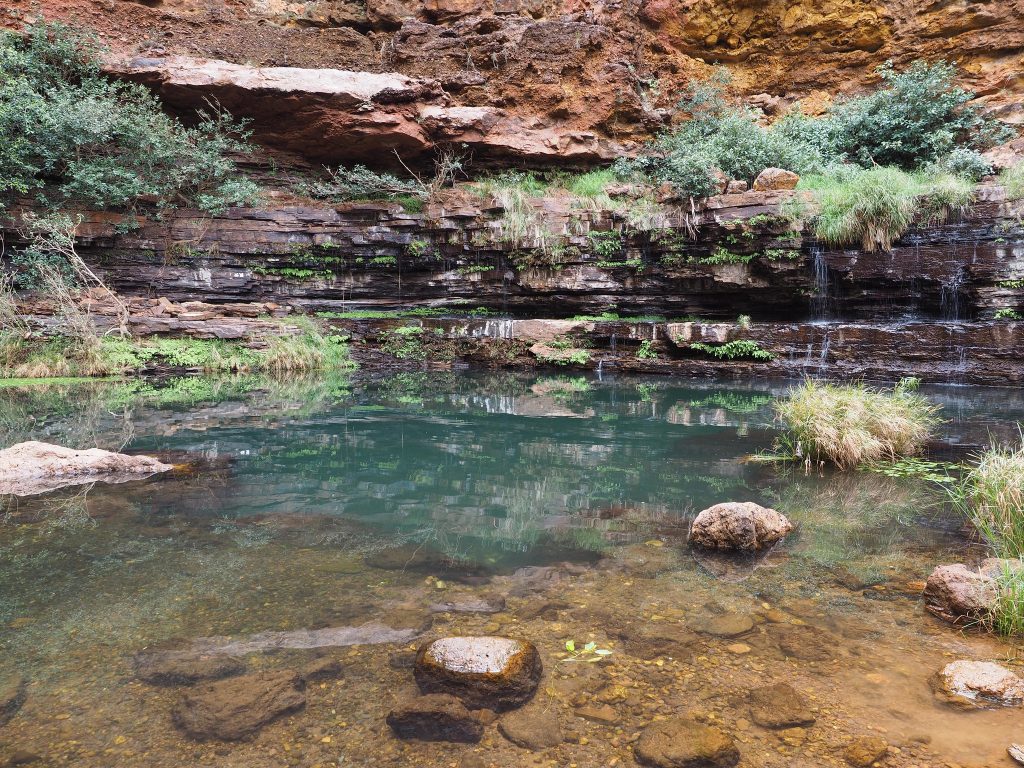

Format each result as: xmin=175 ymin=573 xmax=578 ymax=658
xmin=953 ymin=440 xmax=1024 ymax=559
xmin=775 ymin=378 xmax=941 ymax=469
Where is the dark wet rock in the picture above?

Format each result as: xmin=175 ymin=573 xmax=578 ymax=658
xmin=575 ymin=704 xmax=619 ymax=725
xmin=634 ymin=717 xmax=740 ymax=768
xmin=366 ymin=544 xmax=491 ymax=583
xmin=517 ymin=600 xmax=573 ymax=621
xmin=386 ymin=693 xmax=483 ymax=743
xmin=934 ymin=660 xmax=1024 ymax=708
xmin=844 ymin=735 xmax=888 ymax=767
xmin=923 ymin=561 xmax=1012 ymax=625
xmin=771 ymin=624 xmax=835 ymax=662
xmin=748 ymin=683 xmax=815 ymax=729
xmin=688 ymin=502 xmax=792 ymax=552
xmin=133 ymin=650 xmax=245 ymax=686
xmin=171 ymin=670 xmax=306 ymax=741
xmin=300 ymin=657 xmax=343 ymax=682
xmin=691 ymin=613 xmax=754 ymax=638
xmin=619 ymin=624 xmax=702 ymax=660
xmin=0 ymin=675 xmax=26 ymax=726
xmin=498 ymin=704 xmax=563 ymax=750
xmin=414 ymin=636 xmax=542 ymax=711
xmin=429 ymin=593 xmax=506 ymax=614
xmin=6 ymin=751 xmax=41 ymax=766
xmin=691 ymin=548 xmax=776 ymax=583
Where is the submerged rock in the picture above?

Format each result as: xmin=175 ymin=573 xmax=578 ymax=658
xmin=935 ymin=660 xmax=1024 ymax=708
xmin=429 ymin=593 xmax=506 ymax=614
xmin=191 ymin=621 xmax=425 ymax=655
xmin=771 ymin=624 xmax=835 ymax=662
xmin=498 ymin=703 xmax=563 ymax=750
xmin=171 ymin=671 xmax=306 ymax=741
xmin=386 ymin=693 xmax=484 ymax=743
xmin=688 ymin=502 xmax=793 ymax=552
xmin=692 ymin=612 xmax=755 ymax=638
xmin=414 ymin=636 xmax=542 ymax=711
xmin=634 ymin=718 xmax=740 ymax=768
xmin=748 ymin=683 xmax=815 ymax=729
xmin=0 ymin=441 xmax=173 ymax=496
xmin=844 ymin=735 xmax=888 ymax=767
xmin=365 ymin=544 xmax=491 ymax=583
xmin=134 ymin=649 xmax=245 ymax=686
xmin=0 ymin=675 xmax=27 ymax=726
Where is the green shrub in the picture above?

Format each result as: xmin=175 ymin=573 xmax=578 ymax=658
xmin=688 ymin=340 xmax=772 ymax=361
xmin=0 ymin=23 xmax=258 ymax=217
xmin=305 ymin=164 xmax=425 ymax=202
xmin=928 ymin=148 xmax=993 ymax=182
xmin=951 ymin=441 xmax=1024 ymax=559
xmin=568 ymin=169 xmax=617 ymax=199
xmin=775 ymin=378 xmax=941 ymax=468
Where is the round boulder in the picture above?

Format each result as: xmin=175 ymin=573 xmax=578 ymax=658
xmin=935 ymin=660 xmax=1024 ymax=708
xmin=689 ymin=502 xmax=793 ymax=552
xmin=414 ymin=636 xmax=542 ymax=711
xmin=922 ymin=560 xmax=1021 ymax=625
xmin=752 ymin=168 xmax=800 ymax=191
xmin=635 ymin=718 xmax=740 ymax=768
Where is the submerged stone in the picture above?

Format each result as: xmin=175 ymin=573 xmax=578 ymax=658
xmin=429 ymin=593 xmax=507 ymax=614
xmin=692 ymin=613 xmax=754 ymax=638
xmin=844 ymin=735 xmax=888 ymax=767
xmin=935 ymin=660 xmax=1024 ymax=708
xmin=748 ymin=683 xmax=815 ymax=729
xmin=634 ymin=718 xmax=740 ymax=768
xmin=688 ymin=502 xmax=793 ymax=552
xmin=133 ymin=649 xmax=245 ymax=686
xmin=0 ymin=675 xmax=27 ymax=726
xmin=414 ymin=636 xmax=542 ymax=711
xmin=386 ymin=693 xmax=484 ymax=743
xmin=498 ymin=703 xmax=563 ymax=750
xmin=171 ymin=671 xmax=306 ymax=741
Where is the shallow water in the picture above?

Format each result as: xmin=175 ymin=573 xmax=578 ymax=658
xmin=2 ymin=372 xmax=1023 ymax=767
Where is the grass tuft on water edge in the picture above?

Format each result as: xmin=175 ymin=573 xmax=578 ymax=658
xmin=774 ymin=378 xmax=941 ymax=469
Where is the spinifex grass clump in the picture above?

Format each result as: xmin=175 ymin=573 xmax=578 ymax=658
xmin=953 ymin=442 xmax=1024 ymax=559
xmin=775 ymin=378 xmax=941 ymax=469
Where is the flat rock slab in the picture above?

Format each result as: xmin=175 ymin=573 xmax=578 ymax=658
xmin=191 ymin=621 xmax=424 ymax=655
xmin=414 ymin=636 xmax=542 ymax=711
xmin=0 ymin=441 xmax=173 ymax=496
xmin=748 ymin=683 xmax=815 ymax=728
xmin=635 ymin=718 xmax=740 ymax=768
xmin=935 ymin=660 xmax=1024 ymax=708
xmin=0 ymin=675 xmax=27 ymax=726
xmin=498 ymin=704 xmax=563 ymax=750
xmin=688 ymin=502 xmax=792 ymax=552
xmin=386 ymin=693 xmax=483 ymax=743
xmin=429 ymin=593 xmax=506 ymax=614
xmin=134 ymin=650 xmax=245 ymax=686
xmin=172 ymin=671 xmax=306 ymax=741
xmin=692 ymin=613 xmax=754 ymax=638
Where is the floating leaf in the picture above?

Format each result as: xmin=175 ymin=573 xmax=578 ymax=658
xmin=593 ymin=649 xmax=613 ymax=656
xmin=565 ymin=640 xmax=575 ymax=653
xmin=583 ymin=641 xmax=597 ymax=653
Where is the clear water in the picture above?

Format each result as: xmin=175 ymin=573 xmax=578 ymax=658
xmin=2 ymin=373 xmax=1023 ymax=767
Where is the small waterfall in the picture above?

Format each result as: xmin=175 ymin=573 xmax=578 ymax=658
xmin=940 ymin=266 xmax=966 ymax=322
xmin=480 ymin=319 xmax=514 ymax=339
xmin=810 ymin=246 xmax=830 ymax=321
xmin=610 ymin=333 xmax=617 ymax=352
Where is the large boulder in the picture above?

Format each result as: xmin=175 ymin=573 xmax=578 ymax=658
xmin=688 ymin=502 xmax=793 ymax=552
xmin=386 ymin=693 xmax=484 ymax=743
xmin=0 ymin=675 xmax=26 ymax=726
xmin=171 ymin=671 xmax=306 ymax=741
xmin=752 ymin=168 xmax=800 ymax=191
xmin=935 ymin=660 xmax=1024 ymax=708
xmin=414 ymin=636 xmax=542 ymax=711
xmin=923 ymin=560 xmax=1021 ymax=624
xmin=634 ymin=718 xmax=740 ymax=768
xmin=0 ymin=441 xmax=173 ymax=496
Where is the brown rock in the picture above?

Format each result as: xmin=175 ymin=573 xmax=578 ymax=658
xmin=771 ymin=624 xmax=835 ymax=662
xmin=386 ymin=693 xmax=484 ymax=743
xmin=692 ymin=612 xmax=754 ymax=638
xmin=844 ymin=735 xmax=888 ymax=767
xmin=748 ymin=683 xmax=815 ymax=729
xmin=935 ymin=660 xmax=1024 ymax=708
xmin=923 ymin=562 xmax=1000 ymax=624
xmin=574 ymin=704 xmax=619 ymax=725
xmin=300 ymin=657 xmax=344 ymax=682
xmin=0 ymin=441 xmax=173 ymax=496
xmin=752 ymin=168 xmax=800 ymax=191
xmin=688 ymin=502 xmax=793 ymax=551
xmin=171 ymin=671 xmax=306 ymax=741
xmin=0 ymin=675 xmax=27 ymax=726
xmin=133 ymin=650 xmax=246 ymax=686
xmin=414 ymin=636 xmax=542 ymax=711
xmin=498 ymin=704 xmax=563 ymax=749
xmin=634 ymin=718 xmax=740 ymax=768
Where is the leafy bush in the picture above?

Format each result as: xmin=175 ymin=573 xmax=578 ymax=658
xmin=305 ymin=165 xmax=425 ymax=202
xmin=688 ymin=340 xmax=772 ymax=361
xmin=0 ymin=23 xmax=259 ymax=217
xmin=928 ymin=148 xmax=993 ymax=182
xmin=775 ymin=378 xmax=941 ymax=468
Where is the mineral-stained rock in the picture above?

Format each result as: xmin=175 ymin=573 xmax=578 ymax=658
xmin=935 ymin=660 xmax=1024 ymax=708
xmin=923 ymin=561 xmax=1012 ymax=624
xmin=688 ymin=502 xmax=793 ymax=552
xmin=634 ymin=717 xmax=740 ymax=768
xmin=171 ymin=671 xmax=306 ymax=741
xmin=752 ymin=168 xmax=801 ymax=191
xmin=0 ymin=675 xmax=27 ymax=726
xmin=414 ymin=636 xmax=542 ymax=711
xmin=0 ymin=441 xmax=173 ymax=496
xmin=748 ymin=683 xmax=815 ymax=729
xmin=134 ymin=649 xmax=246 ymax=686
xmin=498 ymin=703 xmax=563 ymax=749
xmin=386 ymin=693 xmax=484 ymax=743
xmin=844 ymin=735 xmax=888 ymax=767
xmin=691 ymin=612 xmax=755 ymax=638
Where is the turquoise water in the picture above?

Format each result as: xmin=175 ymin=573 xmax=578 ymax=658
xmin=1 ymin=373 xmax=1023 ymax=767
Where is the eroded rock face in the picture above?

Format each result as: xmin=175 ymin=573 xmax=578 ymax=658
xmin=0 ymin=675 xmax=27 ymax=726
xmin=134 ymin=649 xmax=246 ymax=686
xmin=935 ymin=660 xmax=1024 ymax=708
xmin=0 ymin=441 xmax=173 ymax=496
xmin=171 ymin=671 xmax=306 ymax=741
xmin=386 ymin=693 xmax=484 ymax=743
xmin=414 ymin=636 xmax=542 ymax=711
xmin=688 ymin=502 xmax=793 ymax=552
xmin=923 ymin=562 xmax=1001 ymax=624
xmin=634 ymin=718 xmax=740 ymax=768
